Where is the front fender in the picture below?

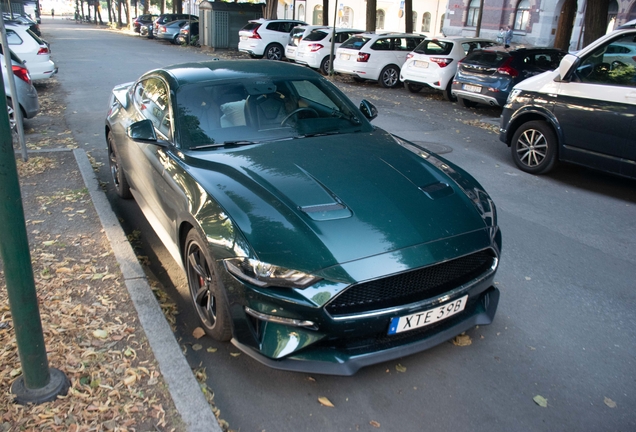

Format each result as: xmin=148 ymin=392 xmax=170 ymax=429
xmin=503 ymin=104 xmax=563 ymax=148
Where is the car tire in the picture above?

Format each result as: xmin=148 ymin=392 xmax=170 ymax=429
xmin=458 ymin=97 xmax=478 ymax=108
xmin=107 ymin=133 xmax=132 ymax=199
xmin=319 ymin=55 xmax=332 ymax=75
xmin=510 ymin=120 xmax=558 ymax=175
xmin=406 ymin=82 xmax=423 ymax=93
xmin=264 ymin=43 xmax=284 ymax=61
xmin=379 ymin=65 xmax=400 ymax=88
xmin=184 ymin=229 xmax=232 ymax=341
xmin=6 ymin=97 xmax=17 ymax=131
xmin=442 ymin=81 xmax=457 ymax=102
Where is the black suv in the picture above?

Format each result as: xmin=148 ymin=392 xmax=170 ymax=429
xmin=451 ymin=46 xmax=565 ymax=108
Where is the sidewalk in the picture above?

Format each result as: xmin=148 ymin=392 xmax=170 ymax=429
xmin=0 ymin=79 xmax=222 ymax=430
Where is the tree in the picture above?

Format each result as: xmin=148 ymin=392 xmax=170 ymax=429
xmin=322 ymin=0 xmax=328 ymax=26
xmin=583 ymin=0 xmax=610 ymax=48
xmin=404 ymin=0 xmax=412 ymax=33
xmin=365 ymin=0 xmax=376 ymax=32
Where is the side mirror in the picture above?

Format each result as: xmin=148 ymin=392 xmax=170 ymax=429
xmin=127 ymin=119 xmax=157 ymax=142
xmin=556 ymin=54 xmax=577 ymax=82
xmin=359 ymin=99 xmax=378 ymax=121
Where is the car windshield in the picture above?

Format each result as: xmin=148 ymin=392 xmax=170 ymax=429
xmin=176 ymin=77 xmax=371 ymax=150
xmin=414 ymin=39 xmax=453 ymax=55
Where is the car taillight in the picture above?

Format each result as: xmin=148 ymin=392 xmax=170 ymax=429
xmin=632 ymin=55 xmax=636 ymax=62
xmin=160 ymin=26 xmax=167 ymax=32
xmin=357 ymin=52 xmax=370 ymax=62
xmin=430 ymin=57 xmax=453 ymax=68
xmin=250 ymin=25 xmax=262 ymax=39
xmin=37 ymin=46 xmax=49 ymax=55
xmin=183 ymin=29 xmax=189 ymax=35
xmin=406 ymin=53 xmax=414 ymax=60
xmin=308 ymin=43 xmax=323 ymax=52
xmin=497 ymin=57 xmax=518 ymax=77
xmin=12 ymin=65 xmax=31 ymax=85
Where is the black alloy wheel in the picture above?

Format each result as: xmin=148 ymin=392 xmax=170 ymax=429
xmin=320 ymin=55 xmax=332 ymax=75
xmin=510 ymin=120 xmax=558 ymax=174
xmin=265 ymin=43 xmax=284 ymax=60
xmin=185 ymin=230 xmax=232 ymax=341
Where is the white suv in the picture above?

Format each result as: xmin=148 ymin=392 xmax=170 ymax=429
xmin=400 ymin=37 xmax=498 ymax=101
xmin=239 ymin=18 xmax=307 ymax=60
xmin=5 ymin=22 xmax=57 ymax=81
xmin=295 ymin=27 xmax=364 ymax=75
xmin=333 ymin=32 xmax=425 ymax=88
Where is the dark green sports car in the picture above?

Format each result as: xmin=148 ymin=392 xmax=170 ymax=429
xmin=105 ymin=60 xmax=501 ymax=375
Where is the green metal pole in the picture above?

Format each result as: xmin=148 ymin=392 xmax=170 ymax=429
xmin=0 ymin=69 xmax=69 ymax=403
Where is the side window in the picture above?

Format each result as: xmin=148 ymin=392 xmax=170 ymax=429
xmin=6 ymin=30 xmax=23 ymax=45
xmin=135 ymin=78 xmax=172 ymax=139
xmin=292 ymin=80 xmax=337 ymax=109
xmin=371 ymin=38 xmax=391 ymax=51
xmin=576 ymin=34 xmax=636 ymax=88
xmin=405 ymin=38 xmax=419 ymax=51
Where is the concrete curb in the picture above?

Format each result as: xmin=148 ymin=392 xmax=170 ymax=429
xmin=73 ymin=148 xmax=222 ymax=432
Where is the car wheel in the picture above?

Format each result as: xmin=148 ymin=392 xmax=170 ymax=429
xmin=379 ymin=65 xmax=400 ymax=88
xmin=406 ymin=83 xmax=423 ymax=93
xmin=458 ymin=97 xmax=478 ymax=108
xmin=107 ymin=133 xmax=132 ymax=199
xmin=319 ymin=55 xmax=332 ymax=75
xmin=442 ymin=81 xmax=457 ymax=102
xmin=184 ymin=229 xmax=232 ymax=341
xmin=264 ymin=43 xmax=284 ymax=60
xmin=510 ymin=121 xmax=558 ymax=174
xmin=6 ymin=97 xmax=16 ymax=131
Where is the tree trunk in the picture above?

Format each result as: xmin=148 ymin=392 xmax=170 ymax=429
xmin=554 ymin=0 xmax=576 ymax=51
xmin=583 ymin=0 xmax=610 ymax=48
xmin=176 ymin=0 xmax=182 ymax=14
xmin=161 ymin=0 xmax=166 ymax=14
xmin=322 ymin=0 xmax=328 ymax=25
xmin=125 ymin=0 xmax=131 ymax=29
xmin=366 ymin=0 xmax=376 ymax=32
xmin=404 ymin=0 xmax=412 ymax=33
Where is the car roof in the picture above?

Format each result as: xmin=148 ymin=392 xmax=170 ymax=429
xmin=426 ymin=36 xmax=495 ymax=42
xmin=154 ymin=59 xmax=322 ymax=88
xmin=617 ymin=19 xmax=636 ymax=29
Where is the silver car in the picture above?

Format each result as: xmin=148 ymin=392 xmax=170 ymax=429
xmin=1 ymin=47 xmax=39 ymax=129
xmin=155 ymin=19 xmax=194 ymax=44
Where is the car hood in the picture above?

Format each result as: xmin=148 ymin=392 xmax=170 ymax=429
xmin=184 ymin=129 xmax=493 ymax=273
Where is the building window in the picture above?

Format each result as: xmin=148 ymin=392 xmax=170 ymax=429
xmin=421 ymin=12 xmax=431 ymax=32
xmin=284 ymin=4 xmax=288 ymax=19
xmin=313 ymin=5 xmax=323 ymax=25
xmin=514 ymin=0 xmax=530 ymax=31
xmin=377 ymin=9 xmax=385 ymax=30
xmin=339 ymin=6 xmax=353 ymax=27
xmin=466 ymin=0 xmax=480 ymax=27
xmin=412 ymin=11 xmax=418 ymax=30
xmin=298 ymin=4 xmax=305 ymax=22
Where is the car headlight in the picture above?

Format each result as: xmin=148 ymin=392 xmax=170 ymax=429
xmin=507 ymin=88 xmax=522 ymax=104
xmin=225 ymin=258 xmax=322 ymax=289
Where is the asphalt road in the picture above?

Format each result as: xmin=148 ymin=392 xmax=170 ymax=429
xmin=45 ymin=19 xmax=636 ymax=432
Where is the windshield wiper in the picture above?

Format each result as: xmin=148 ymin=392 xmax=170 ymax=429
xmin=189 ymin=140 xmax=258 ymax=150
xmin=331 ymin=108 xmax=361 ymax=124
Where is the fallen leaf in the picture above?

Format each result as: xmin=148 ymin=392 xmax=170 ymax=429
xmin=604 ymin=397 xmax=617 ymax=408
xmin=525 ymin=276 xmax=532 ymax=281
xmin=193 ymin=327 xmax=206 ymax=339
xmin=395 ymin=364 xmax=407 ymax=373
xmin=452 ymin=333 xmax=472 ymax=346
xmin=230 ymin=352 xmax=241 ymax=357
xmin=192 ymin=344 xmax=203 ymax=351
xmin=92 ymin=329 xmax=108 ymax=339
xmin=318 ymin=396 xmax=334 ymax=407
xmin=370 ymin=420 xmax=381 ymax=428
xmin=533 ymin=395 xmax=548 ymax=408
xmin=206 ymin=347 xmax=218 ymax=353
xmin=123 ymin=375 xmax=136 ymax=386
xmin=55 ymin=267 xmax=73 ymax=273
xmin=43 ymin=240 xmax=56 ymax=246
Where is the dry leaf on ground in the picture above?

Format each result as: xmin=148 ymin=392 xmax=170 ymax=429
xmin=604 ymin=397 xmax=617 ymax=408
xmin=370 ymin=420 xmax=381 ymax=428
xmin=533 ymin=395 xmax=548 ymax=408
xmin=318 ymin=396 xmax=335 ymax=407
xmin=452 ymin=333 xmax=472 ymax=346
xmin=192 ymin=327 xmax=206 ymax=339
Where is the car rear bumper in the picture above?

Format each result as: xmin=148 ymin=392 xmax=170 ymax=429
xmin=452 ymin=89 xmax=503 ymax=107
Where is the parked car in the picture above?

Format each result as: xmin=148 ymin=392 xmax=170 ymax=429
xmin=452 ymin=46 xmax=565 ymax=108
xmin=105 ymin=60 xmax=501 ymax=375
xmin=239 ymin=18 xmax=307 ymax=60
xmin=285 ymin=25 xmax=327 ymax=62
xmin=400 ymin=37 xmax=498 ymax=101
xmin=3 ymin=13 xmax=41 ymax=36
xmin=295 ymin=27 xmax=364 ymax=75
xmin=156 ymin=19 xmax=195 ymax=44
xmin=133 ymin=14 xmax=157 ymax=34
xmin=333 ymin=32 xmax=425 ymax=88
xmin=153 ymin=13 xmax=197 ymax=33
xmin=4 ymin=22 xmax=57 ymax=81
xmin=499 ymin=28 xmax=636 ymax=179
xmin=176 ymin=21 xmax=199 ymax=46
xmin=1 ymin=46 xmax=39 ymax=131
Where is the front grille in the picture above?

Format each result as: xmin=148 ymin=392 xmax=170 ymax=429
xmin=325 ymin=250 xmax=494 ymax=317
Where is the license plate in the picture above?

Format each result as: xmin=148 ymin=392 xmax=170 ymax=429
xmin=463 ymin=84 xmax=481 ymax=93
xmin=288 ymin=48 xmax=296 ymax=54
xmin=297 ymin=52 xmax=304 ymax=58
xmin=388 ymin=295 xmax=468 ymax=335
xmin=340 ymin=53 xmax=350 ymax=60
xmin=240 ymin=36 xmax=248 ymax=41
xmin=414 ymin=60 xmax=429 ymax=68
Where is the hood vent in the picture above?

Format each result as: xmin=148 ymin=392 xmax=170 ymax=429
xmin=419 ymin=182 xmax=454 ymax=200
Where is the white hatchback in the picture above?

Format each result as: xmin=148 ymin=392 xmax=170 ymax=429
xmin=5 ymin=22 xmax=57 ymax=81
xmin=295 ymin=27 xmax=364 ymax=75
xmin=333 ymin=33 xmax=425 ymax=88
xmin=239 ymin=18 xmax=307 ymax=60
xmin=400 ymin=37 xmax=498 ymax=101
xmin=285 ymin=25 xmax=327 ymax=63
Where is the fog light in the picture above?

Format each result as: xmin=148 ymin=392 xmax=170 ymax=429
xmin=245 ymin=307 xmax=315 ymax=328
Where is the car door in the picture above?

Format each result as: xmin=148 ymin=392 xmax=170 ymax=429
xmin=553 ymin=32 xmax=636 ymax=175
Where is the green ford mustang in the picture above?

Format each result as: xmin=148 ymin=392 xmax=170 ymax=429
xmin=105 ymin=60 xmax=501 ymax=375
